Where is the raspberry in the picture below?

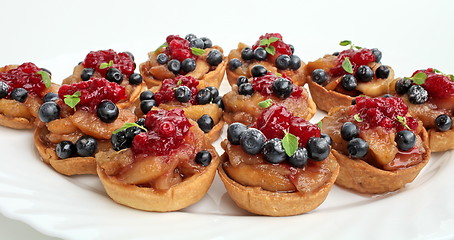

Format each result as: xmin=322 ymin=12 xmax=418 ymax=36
xmin=154 ymin=75 xmax=199 ymax=105
xmin=0 ymin=62 xmax=45 ymax=96
xmin=252 ymin=72 xmax=302 ymax=98
xmin=330 ymin=48 xmax=375 ymax=77
xmin=252 ymin=33 xmax=292 ymax=57
xmin=83 ymin=49 xmax=135 ymax=77
xmin=416 ymin=68 xmax=454 ymax=99
xmin=165 ymin=35 xmax=195 ymax=62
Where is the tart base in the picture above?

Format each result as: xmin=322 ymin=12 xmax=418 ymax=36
xmin=428 ymin=128 xmax=454 ymax=152
xmin=218 ymin=153 xmax=339 ymax=216
xmin=307 ymin=79 xmax=353 ymax=113
xmin=0 ymin=114 xmax=34 ymax=129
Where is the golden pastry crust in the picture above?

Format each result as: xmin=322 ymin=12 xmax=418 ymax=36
xmin=218 ymin=153 xmax=339 ymax=216
xmin=428 ymin=127 xmax=454 ymax=152
xmin=226 ymin=43 xmax=306 ymax=87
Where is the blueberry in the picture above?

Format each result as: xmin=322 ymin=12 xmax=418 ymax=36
xmin=275 ymin=54 xmax=291 ymax=70
xmin=10 ymin=88 xmax=28 ymax=102
xmin=312 ymin=69 xmax=328 ymax=85
xmin=174 ymin=86 xmax=192 ymax=103
xmin=167 ymin=59 xmax=181 ymax=74
xmin=355 ymin=65 xmax=374 ymax=82
xmin=262 ymin=138 xmax=287 ymax=164
xmin=237 ymin=76 xmax=248 ymax=86
xmin=395 ymin=78 xmax=413 ymax=95
xmin=0 ymin=82 xmax=8 ymax=99
xmin=106 ymin=68 xmax=123 ymax=84
xmin=408 ymin=85 xmax=428 ymax=104
xmin=306 ymin=137 xmax=330 ymax=161
xmin=251 ymin=65 xmax=267 ymax=78
xmin=81 ymin=68 xmax=95 ymax=81
xmin=156 ymin=53 xmax=168 ymax=65
xmin=227 ymin=122 xmax=248 ymax=145
xmin=253 ymin=47 xmax=267 ymax=61
xmin=128 ymin=73 xmax=143 ymax=85
xmin=347 ymin=138 xmax=369 ymax=158
xmin=140 ymin=99 xmax=157 ymax=114
xmin=351 ymin=98 xmax=357 ymax=105
xmin=341 ymin=74 xmax=357 ymax=91
xmin=241 ymin=47 xmax=254 ymax=60
xmin=140 ymin=90 xmax=154 ymax=101
xmin=341 ymin=122 xmax=360 ymax=141
xmin=382 ymin=94 xmax=393 ymax=98
xmin=111 ymin=130 xmax=130 ymax=151
xmin=125 ymin=126 xmax=142 ymax=140
xmin=76 ymin=135 xmax=98 ymax=157
xmin=124 ymin=51 xmax=134 ymax=61
xmin=196 ymin=88 xmax=212 ymax=105
xmin=240 ymin=128 xmax=266 ymax=155
xmin=195 ymin=150 xmax=212 ymax=166
xmin=197 ymin=114 xmax=214 ymax=133
xmin=238 ymin=83 xmax=254 ymax=95
xmin=371 ymin=48 xmax=382 ymax=63
xmin=200 ymin=37 xmax=212 ymax=49
xmin=56 ymin=141 xmax=75 ymax=159
xmin=289 ymin=44 xmax=295 ymax=54
xmin=43 ymin=92 xmax=58 ymax=102
xmin=395 ymin=130 xmax=416 ymax=151
xmin=181 ymin=58 xmax=197 ymax=73
xmin=376 ymin=65 xmax=390 ymax=79
xmin=97 ymin=100 xmax=119 ymax=123
xmin=272 ymin=78 xmax=293 ymax=99
xmin=185 ymin=33 xmax=197 ymax=41
xmin=435 ymin=114 xmax=453 ymax=132
xmin=135 ymin=117 xmax=145 ymax=126
xmin=321 ymin=133 xmax=332 ymax=145
xmin=229 ymin=58 xmax=242 ymax=71
xmin=40 ymin=68 xmax=52 ymax=76
xmin=38 ymin=102 xmax=60 ymax=123
xmin=213 ymin=95 xmax=224 ymax=109
xmin=206 ymin=49 xmax=223 ymax=66
xmin=289 ymin=55 xmax=302 ymax=70
xmin=207 ymin=86 xmax=219 ymax=99
xmin=190 ymin=38 xmax=204 ymax=49
xmin=288 ymin=147 xmax=308 ymax=168
xmin=332 ymin=52 xmax=340 ymax=56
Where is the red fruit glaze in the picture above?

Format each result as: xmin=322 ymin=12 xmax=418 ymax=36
xmin=164 ymin=35 xmax=194 ymax=62
xmin=252 ymin=33 xmax=292 ymax=57
xmin=415 ymin=68 xmax=454 ymax=100
xmin=330 ymin=48 xmax=375 ymax=77
xmin=252 ymin=72 xmax=302 ymax=98
xmin=154 ymin=75 xmax=199 ymax=105
xmin=0 ymin=62 xmax=47 ymax=96
xmin=132 ymin=109 xmax=192 ymax=155
xmin=83 ymin=49 xmax=135 ymax=77
xmin=58 ymin=78 xmax=127 ymax=111
xmin=351 ymin=97 xmax=418 ymax=132
xmin=252 ymin=105 xmax=321 ymax=147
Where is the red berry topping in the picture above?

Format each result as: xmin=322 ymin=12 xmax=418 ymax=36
xmin=351 ymin=97 xmax=418 ymax=132
xmin=330 ymin=48 xmax=376 ymax=77
xmin=0 ymin=62 xmax=46 ymax=96
xmin=414 ymin=68 xmax=454 ymax=100
xmin=252 ymin=105 xmax=320 ymax=147
xmin=83 ymin=49 xmax=135 ymax=77
xmin=252 ymin=72 xmax=302 ymax=98
xmin=165 ymin=35 xmax=194 ymax=62
xmin=252 ymin=33 xmax=292 ymax=57
xmin=154 ymin=75 xmax=199 ymax=105
xmin=58 ymin=78 xmax=127 ymax=111
xmin=132 ymin=109 xmax=192 ymax=155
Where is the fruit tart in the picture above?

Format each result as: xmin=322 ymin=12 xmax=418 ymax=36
xmin=62 ymin=49 xmax=146 ymax=108
xmin=140 ymin=34 xmax=227 ymax=89
xmin=34 ymin=78 xmax=136 ymax=175
xmin=391 ymin=68 xmax=454 ymax=152
xmin=218 ymin=105 xmax=339 ymax=216
xmin=223 ymin=65 xmax=316 ymax=125
xmin=321 ymin=96 xmax=430 ymax=194
xmin=96 ymin=108 xmax=220 ymax=212
xmin=305 ymin=40 xmax=395 ymax=112
xmin=0 ymin=62 xmax=59 ymax=129
xmin=226 ymin=33 xmax=306 ymax=86
xmin=136 ymin=75 xmax=224 ymax=142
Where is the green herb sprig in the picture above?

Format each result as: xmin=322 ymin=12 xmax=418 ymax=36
xmin=339 ymin=40 xmax=362 ymax=49
xmin=99 ymin=60 xmax=114 ymax=69
xmin=113 ymin=122 xmax=147 ymax=134
xmin=36 ymin=71 xmax=51 ymax=88
xmin=258 ymin=99 xmax=273 ymax=108
xmin=64 ymin=91 xmax=81 ymax=109
xmin=282 ymin=131 xmax=298 ymax=157
xmin=260 ymin=36 xmax=280 ymax=55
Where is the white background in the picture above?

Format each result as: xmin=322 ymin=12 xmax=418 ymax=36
xmin=0 ymin=0 xmax=453 ymax=239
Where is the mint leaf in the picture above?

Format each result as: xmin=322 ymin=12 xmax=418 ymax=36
xmin=342 ymin=57 xmax=353 ymax=73
xmin=354 ymin=113 xmax=363 ymax=122
xmin=258 ymin=99 xmax=273 ymax=108
xmin=99 ymin=60 xmax=114 ymax=69
xmin=276 ymin=72 xmax=282 ymax=77
xmin=433 ymin=68 xmax=442 ymax=74
xmin=191 ymin=47 xmax=205 ymax=56
xmin=268 ymin=37 xmax=280 ymax=43
xmin=64 ymin=91 xmax=81 ymax=109
xmin=317 ymin=121 xmax=322 ymax=130
xmin=282 ymin=131 xmax=298 ymax=157
xmin=449 ymin=75 xmax=454 ymax=81
xmin=412 ymin=72 xmax=427 ymax=85
xmin=354 ymin=46 xmax=362 ymax=50
xmin=260 ymin=39 xmax=270 ymax=46
xmin=396 ymin=116 xmax=410 ymax=130
xmin=113 ymin=122 xmax=147 ymax=134
xmin=37 ymin=71 xmax=51 ymax=88
xmin=155 ymin=42 xmax=168 ymax=52
xmin=265 ymin=46 xmax=276 ymax=55
xmin=339 ymin=40 xmax=352 ymax=46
